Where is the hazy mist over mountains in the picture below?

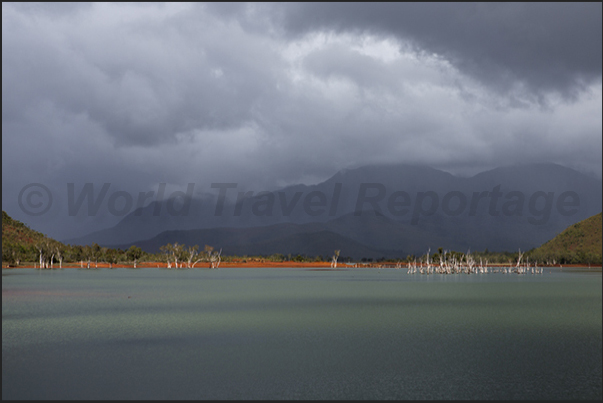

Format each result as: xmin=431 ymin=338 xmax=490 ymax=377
xmin=65 ymin=163 xmax=602 ymax=259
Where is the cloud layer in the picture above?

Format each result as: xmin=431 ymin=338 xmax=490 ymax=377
xmin=2 ymin=3 xmax=601 ymax=239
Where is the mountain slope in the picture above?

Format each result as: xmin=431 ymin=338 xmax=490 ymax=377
xmin=530 ymin=212 xmax=602 ymax=264
xmin=2 ymin=211 xmax=57 ymax=265
xmin=2 ymin=210 xmax=47 ymax=247
xmin=66 ymin=163 xmax=603 ymax=255
xmin=108 ymin=222 xmax=396 ymax=259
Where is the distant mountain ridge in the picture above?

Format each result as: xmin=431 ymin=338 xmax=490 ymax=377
xmin=66 ymin=163 xmax=603 ymax=258
xmin=107 ymin=224 xmax=394 ymax=259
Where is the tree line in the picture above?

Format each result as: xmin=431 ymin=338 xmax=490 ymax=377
xmin=1 ymin=239 xmax=226 ymax=269
xmin=3 ymin=211 xmax=600 ymax=268
xmin=3 ymin=239 xmax=600 ymax=268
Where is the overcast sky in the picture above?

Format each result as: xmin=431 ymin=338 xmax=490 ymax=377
xmin=3 ymin=3 xmax=602 ymax=240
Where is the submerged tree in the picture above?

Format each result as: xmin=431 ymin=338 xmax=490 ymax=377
xmin=160 ymin=243 xmax=173 ymax=268
xmin=186 ymin=245 xmax=204 ymax=268
xmin=331 ymin=250 xmax=340 ymax=268
xmin=54 ymin=241 xmax=65 ymax=269
xmin=209 ymin=248 xmax=222 ymax=269
xmin=35 ymin=240 xmax=45 ymax=269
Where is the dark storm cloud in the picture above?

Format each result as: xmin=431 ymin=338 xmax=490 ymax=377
xmin=2 ymin=3 xmax=601 ymax=241
xmin=2 ymin=3 xmax=281 ymax=147
xmin=273 ymin=3 xmax=602 ymax=97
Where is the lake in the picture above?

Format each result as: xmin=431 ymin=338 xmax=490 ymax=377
xmin=2 ymin=267 xmax=601 ymax=399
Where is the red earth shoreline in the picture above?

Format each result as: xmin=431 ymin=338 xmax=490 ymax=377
xmin=3 ymin=261 xmax=601 ymax=269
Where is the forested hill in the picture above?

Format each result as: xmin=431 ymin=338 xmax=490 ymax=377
xmin=2 ymin=211 xmax=145 ymax=268
xmin=530 ymin=212 xmax=602 ymax=264
xmin=3 ymin=211 xmax=50 ymax=265
xmin=2 ymin=210 xmax=47 ymax=246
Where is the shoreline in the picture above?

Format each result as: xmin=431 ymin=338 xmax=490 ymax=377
xmin=3 ymin=262 xmax=602 ymax=269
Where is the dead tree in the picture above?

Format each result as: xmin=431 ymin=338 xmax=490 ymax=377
xmin=331 ymin=250 xmax=340 ymax=268
xmin=55 ymin=243 xmax=64 ymax=269
xmin=35 ymin=241 xmax=45 ymax=269
xmin=210 ymin=248 xmax=222 ymax=269
xmin=186 ymin=245 xmax=200 ymax=268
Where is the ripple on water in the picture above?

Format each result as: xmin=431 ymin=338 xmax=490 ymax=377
xmin=2 ymin=267 xmax=601 ymax=399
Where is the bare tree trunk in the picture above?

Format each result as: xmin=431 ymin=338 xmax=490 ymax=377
xmin=214 ymin=249 xmax=222 ymax=268
xmin=330 ymin=250 xmax=340 ymax=268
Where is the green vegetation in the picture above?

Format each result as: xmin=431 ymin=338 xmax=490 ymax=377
xmin=1 ymin=211 xmax=227 ymax=268
xmin=527 ymin=212 xmax=602 ymax=265
xmin=3 ymin=211 xmax=602 ymax=267
xmin=1 ymin=211 xmax=334 ymax=267
xmin=2 ymin=210 xmax=47 ymax=265
xmin=2 ymin=210 xmax=47 ymax=245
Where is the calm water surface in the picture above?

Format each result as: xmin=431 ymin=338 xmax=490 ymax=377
xmin=2 ymin=267 xmax=601 ymax=399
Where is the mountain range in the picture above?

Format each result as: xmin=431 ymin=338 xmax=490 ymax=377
xmin=65 ymin=163 xmax=602 ymax=259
